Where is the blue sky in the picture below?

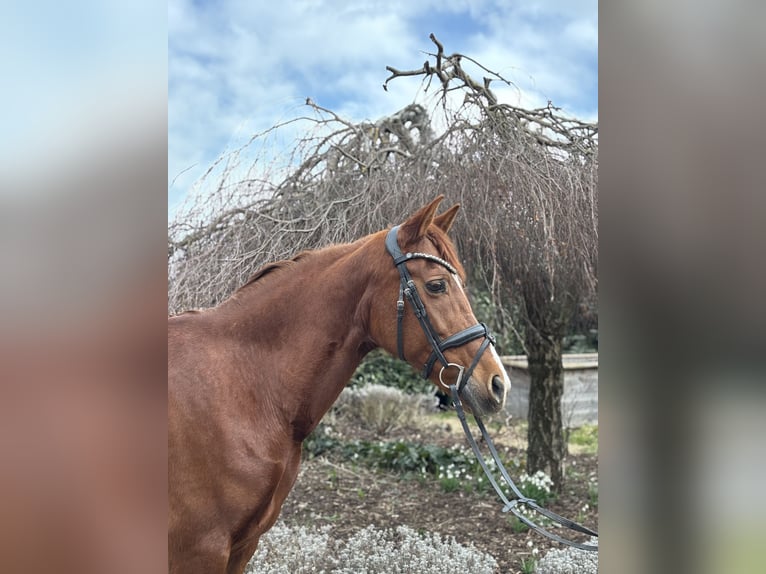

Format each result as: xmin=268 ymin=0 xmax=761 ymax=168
xmin=168 ymin=0 xmax=598 ymax=217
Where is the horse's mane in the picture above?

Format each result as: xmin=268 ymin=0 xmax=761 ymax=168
xmin=236 ymin=224 xmax=464 ymax=295
xmin=238 ymin=251 xmax=313 ymax=291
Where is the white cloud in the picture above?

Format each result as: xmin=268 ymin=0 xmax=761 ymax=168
xmin=168 ymin=0 xmax=597 ymax=217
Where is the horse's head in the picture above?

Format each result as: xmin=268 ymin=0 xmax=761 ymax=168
xmin=368 ymin=196 xmax=511 ymax=417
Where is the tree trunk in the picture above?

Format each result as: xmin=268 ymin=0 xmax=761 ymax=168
xmin=525 ymin=332 xmax=566 ymax=492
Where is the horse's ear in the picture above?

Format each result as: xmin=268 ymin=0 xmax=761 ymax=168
xmin=433 ymin=203 xmax=460 ymax=234
xmin=400 ymin=195 xmax=445 ymax=243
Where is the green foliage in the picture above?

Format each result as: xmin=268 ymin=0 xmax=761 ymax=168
xmin=568 ymin=424 xmax=599 ymax=455
xmin=339 ymin=439 xmax=468 ymax=479
xmin=439 ymin=475 xmax=461 ymax=493
xmin=305 ymin=426 xmax=469 ymax=477
xmin=350 ymin=349 xmax=426 ymax=394
xmin=520 ymin=556 xmax=537 ymax=574
xmin=508 ymin=515 xmax=529 ymax=533
xmin=304 ymin=424 xmax=530 ymax=497
xmin=303 ymin=424 xmax=342 ymax=459
xmin=569 ymin=425 xmax=598 ymax=453
xmin=568 ymin=424 xmax=598 ymax=446
xmin=517 ymin=470 xmax=556 ymax=506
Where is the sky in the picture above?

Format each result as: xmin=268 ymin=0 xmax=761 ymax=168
xmin=168 ymin=0 xmax=598 ymax=218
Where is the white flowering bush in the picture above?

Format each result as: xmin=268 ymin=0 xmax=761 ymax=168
xmin=247 ymin=524 xmax=497 ymax=574
xmin=247 ymin=525 xmax=332 ymax=574
xmin=437 ymin=459 xmax=556 ymax=507
xmin=333 ymin=384 xmax=431 ymax=434
xmin=437 ymin=461 xmax=473 ymax=492
xmin=505 ymin=469 xmax=558 ymax=535
xmin=517 ymin=470 xmax=555 ymax=504
xmin=534 ymin=536 xmax=598 ymax=574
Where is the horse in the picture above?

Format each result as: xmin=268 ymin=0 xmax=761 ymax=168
xmin=168 ymin=196 xmax=511 ymax=574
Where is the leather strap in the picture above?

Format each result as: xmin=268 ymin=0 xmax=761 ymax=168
xmin=422 ymin=323 xmax=493 ymax=379
xmin=450 ymin=383 xmax=599 ymax=551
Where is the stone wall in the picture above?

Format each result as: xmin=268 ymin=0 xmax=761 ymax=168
xmin=501 ymin=353 xmax=598 ymax=427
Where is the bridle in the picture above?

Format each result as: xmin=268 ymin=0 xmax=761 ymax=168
xmin=385 ymin=224 xmax=599 ymax=552
xmin=385 ymin=225 xmax=494 ymax=390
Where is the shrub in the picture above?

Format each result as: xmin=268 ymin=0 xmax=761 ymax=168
xmin=302 ymin=423 xmax=342 ymax=459
xmin=333 ymin=384 xmax=432 ymax=434
xmin=247 ymin=525 xmax=331 ymax=574
xmin=247 ymin=524 xmax=498 ymax=574
xmin=534 ymin=536 xmax=598 ymax=574
xmin=517 ymin=469 xmax=556 ymax=505
xmin=303 ymin=427 xmax=533 ymax=501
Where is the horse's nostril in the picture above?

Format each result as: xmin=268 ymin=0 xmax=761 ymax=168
xmin=491 ymin=375 xmax=505 ymax=402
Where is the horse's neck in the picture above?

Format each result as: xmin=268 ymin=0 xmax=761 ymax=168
xmin=217 ymin=242 xmax=377 ymax=438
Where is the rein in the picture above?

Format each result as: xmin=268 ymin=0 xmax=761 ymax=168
xmin=385 ymin=225 xmax=598 ymax=552
xmin=449 ymin=370 xmax=599 ymax=552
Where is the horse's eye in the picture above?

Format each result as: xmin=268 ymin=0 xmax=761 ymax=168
xmin=425 ymin=279 xmax=447 ymax=294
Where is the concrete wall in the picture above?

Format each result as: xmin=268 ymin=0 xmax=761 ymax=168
xmin=501 ymin=353 xmax=598 ymax=428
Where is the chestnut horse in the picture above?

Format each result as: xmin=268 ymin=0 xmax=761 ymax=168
xmin=168 ymin=196 xmax=511 ymax=573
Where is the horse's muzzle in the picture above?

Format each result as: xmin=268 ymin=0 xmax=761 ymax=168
xmin=460 ymin=376 xmax=506 ymax=417
xmin=490 ymin=375 xmax=506 ymax=405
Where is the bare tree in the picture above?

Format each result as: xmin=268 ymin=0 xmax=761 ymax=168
xmin=383 ymin=35 xmax=597 ymax=488
xmin=168 ymin=35 xmax=597 ymax=491
xmin=168 ymin=99 xmax=444 ymax=313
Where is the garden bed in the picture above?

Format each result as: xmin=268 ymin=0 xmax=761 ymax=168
xmin=259 ymin=390 xmax=598 ymax=573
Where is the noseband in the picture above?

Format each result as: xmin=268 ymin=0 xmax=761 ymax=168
xmin=384 ymin=225 xmax=495 ymax=392
xmin=384 ymin=224 xmax=598 ymax=552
